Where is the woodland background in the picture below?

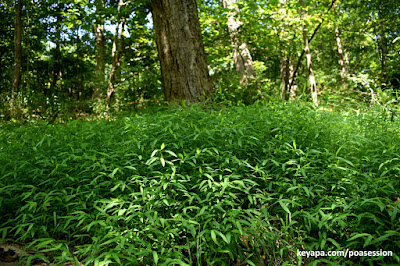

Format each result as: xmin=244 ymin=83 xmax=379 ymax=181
xmin=1 ymin=0 xmax=399 ymax=120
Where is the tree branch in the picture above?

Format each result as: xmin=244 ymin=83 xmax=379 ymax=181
xmin=288 ymin=0 xmax=336 ymax=92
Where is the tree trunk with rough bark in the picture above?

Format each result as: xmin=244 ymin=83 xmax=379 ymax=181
xmin=222 ymin=0 xmax=255 ymax=86
xmin=12 ymin=0 xmax=22 ymax=99
xmin=93 ymin=0 xmax=106 ymax=99
xmin=301 ymin=0 xmax=318 ymax=106
xmin=151 ymin=0 xmax=212 ymax=103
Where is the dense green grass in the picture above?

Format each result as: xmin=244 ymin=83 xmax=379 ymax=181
xmin=0 ymin=102 xmax=399 ymax=265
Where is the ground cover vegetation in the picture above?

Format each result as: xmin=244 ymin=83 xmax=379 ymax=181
xmin=1 ymin=102 xmax=400 ymax=265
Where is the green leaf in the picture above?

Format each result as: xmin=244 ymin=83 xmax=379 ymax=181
xmin=347 ymin=233 xmax=371 ymax=242
xmin=236 ymin=220 xmax=243 ymax=235
xmin=151 ymin=149 xmax=159 ymax=157
xmin=363 ymin=234 xmax=374 ymax=247
xmin=153 ymin=251 xmax=159 ymax=265
xmin=245 ymin=259 xmax=257 ymax=266
xmin=216 ymin=230 xmax=230 ymax=244
xmin=165 ymin=150 xmax=177 ymax=157
xmin=110 ymin=168 xmax=119 ymax=178
xmin=278 ymin=200 xmax=291 ymax=215
xmin=211 ymin=230 xmax=218 ymax=245
xmin=26 ymin=254 xmax=50 ymax=264
xmin=370 ymin=231 xmax=400 ymax=245
xmin=327 ymin=238 xmax=341 ymax=248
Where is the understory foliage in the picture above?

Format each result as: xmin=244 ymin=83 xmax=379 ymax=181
xmin=0 ymin=102 xmax=400 ymax=265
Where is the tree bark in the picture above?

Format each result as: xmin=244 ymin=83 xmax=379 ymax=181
xmin=151 ymin=0 xmax=212 ymax=103
xmin=12 ymin=0 xmax=22 ymax=99
xmin=301 ymin=0 xmax=318 ymax=106
xmin=222 ymin=0 xmax=255 ymax=86
xmin=93 ymin=0 xmax=106 ymax=99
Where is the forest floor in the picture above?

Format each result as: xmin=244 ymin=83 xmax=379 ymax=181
xmin=0 ymin=102 xmax=399 ymax=265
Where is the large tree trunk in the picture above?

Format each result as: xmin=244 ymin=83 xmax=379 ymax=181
xmin=301 ymin=0 xmax=318 ymax=106
xmin=12 ymin=0 xmax=22 ymax=99
xmin=151 ymin=0 xmax=212 ymax=103
xmin=222 ymin=0 xmax=255 ymax=86
xmin=93 ymin=0 xmax=106 ymax=99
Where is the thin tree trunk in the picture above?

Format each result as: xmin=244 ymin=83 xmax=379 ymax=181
xmin=222 ymin=0 xmax=255 ymax=86
xmin=50 ymin=4 xmax=63 ymax=95
xmin=26 ymin=6 xmax=30 ymax=90
xmin=280 ymin=59 xmax=289 ymax=100
xmin=288 ymin=0 xmax=336 ymax=93
xmin=0 ymin=50 xmax=4 ymax=92
xmin=280 ymin=58 xmax=297 ymax=101
xmin=93 ymin=0 xmax=106 ymax=99
xmin=75 ymin=27 xmax=83 ymax=99
xmin=301 ymin=0 xmax=318 ymax=106
xmin=379 ymin=21 xmax=388 ymax=85
xmin=278 ymin=0 xmax=297 ymax=101
xmin=12 ymin=0 xmax=23 ymax=99
xmin=288 ymin=62 xmax=297 ymax=100
xmin=107 ymin=0 xmax=124 ymax=103
xmin=335 ymin=27 xmax=346 ymax=82
xmin=116 ymin=29 xmax=124 ymax=82
xmin=106 ymin=27 xmax=124 ymax=103
xmin=151 ymin=0 xmax=212 ymax=103
xmin=36 ymin=60 xmax=40 ymax=92
xmin=50 ymin=43 xmax=61 ymax=94
xmin=278 ymin=0 xmax=289 ymax=101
